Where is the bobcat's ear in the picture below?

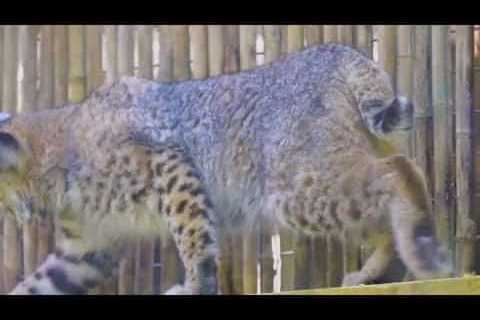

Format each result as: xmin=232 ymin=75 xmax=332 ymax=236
xmin=0 ymin=132 xmax=27 ymax=174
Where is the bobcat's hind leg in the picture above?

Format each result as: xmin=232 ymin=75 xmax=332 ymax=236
xmin=148 ymin=144 xmax=218 ymax=295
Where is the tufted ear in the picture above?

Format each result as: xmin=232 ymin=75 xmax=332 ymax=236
xmin=0 ymin=132 xmax=27 ymax=174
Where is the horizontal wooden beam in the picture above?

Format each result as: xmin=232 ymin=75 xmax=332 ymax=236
xmin=273 ymin=276 xmax=480 ymax=295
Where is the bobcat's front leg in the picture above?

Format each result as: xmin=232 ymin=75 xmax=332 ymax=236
xmin=10 ymin=247 xmax=114 ymax=295
xmin=10 ymin=210 xmax=115 ymax=295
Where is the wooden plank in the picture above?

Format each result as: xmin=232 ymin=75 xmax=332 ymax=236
xmin=276 ymin=276 xmax=480 ymax=295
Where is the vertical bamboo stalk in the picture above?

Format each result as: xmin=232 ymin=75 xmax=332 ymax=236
xmin=134 ymin=238 xmax=154 ymax=294
xmin=263 ymin=25 xmax=282 ymax=64
xmin=2 ymin=25 xmax=20 ymax=292
xmin=0 ymin=217 xmax=4 ymax=293
xmin=223 ymin=25 xmax=240 ymax=74
xmin=190 ymin=25 xmax=209 ymax=79
xmin=472 ymin=26 xmax=480 ymax=271
xmin=238 ymin=24 xmax=258 ymax=294
xmin=134 ymin=25 xmax=154 ymax=294
xmin=86 ymin=25 xmax=103 ymax=94
xmin=116 ymin=24 xmax=135 ymax=294
xmin=310 ymin=236 xmax=327 ymax=288
xmin=2 ymin=25 xmax=18 ymax=113
xmin=118 ymin=244 xmax=135 ymax=294
xmin=413 ymin=26 xmax=432 ymax=184
xmin=19 ymin=25 xmax=37 ymax=112
xmin=36 ymin=215 xmax=53 ymax=269
xmin=338 ymin=25 xmax=354 ymax=46
xmin=355 ymin=25 xmax=373 ymax=58
xmin=3 ymin=216 xmax=20 ymax=292
xmin=104 ymin=25 xmax=118 ymax=84
xmin=38 ymin=25 xmax=54 ymax=109
xmin=0 ymin=26 xmax=3 ymax=108
xmin=172 ymin=25 xmax=190 ymax=81
xmin=68 ymin=25 xmax=86 ymax=103
xmin=377 ymin=25 xmax=397 ymax=87
xmin=432 ymin=25 xmax=454 ymax=256
xmin=287 ymin=25 xmax=304 ymax=52
xmin=280 ymin=26 xmax=305 ymax=291
xmin=304 ymin=25 xmax=323 ymax=47
xmin=54 ymin=25 xmax=68 ymax=106
xmin=454 ymin=25 xmax=475 ymax=276
xmin=157 ymin=25 xmax=173 ymax=82
xmin=239 ymin=25 xmax=257 ymax=70
xmin=396 ymin=25 xmax=415 ymax=156
xmin=19 ymin=25 xmax=38 ymax=277
xmin=223 ymin=24 xmax=243 ymax=293
xmin=208 ymin=25 xmax=224 ymax=76
xmin=137 ymin=25 xmax=153 ymax=79
xmin=258 ymin=25 xmax=282 ymax=293
xmin=323 ymin=25 xmax=338 ymax=43
xmin=118 ymin=25 xmax=134 ymax=77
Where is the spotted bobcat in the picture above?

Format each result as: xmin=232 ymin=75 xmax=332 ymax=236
xmin=0 ymin=43 xmax=450 ymax=295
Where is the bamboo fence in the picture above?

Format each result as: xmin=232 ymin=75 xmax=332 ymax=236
xmin=0 ymin=25 xmax=478 ymax=294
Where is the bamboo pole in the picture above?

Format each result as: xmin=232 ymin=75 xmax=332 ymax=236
xmin=208 ymin=25 xmax=224 ymax=77
xmin=36 ymin=214 xmax=53 ymax=269
xmin=3 ymin=217 xmax=20 ymax=292
xmin=68 ymin=26 xmax=86 ymax=103
xmin=355 ymin=25 xmax=373 ymax=58
xmin=134 ymin=238 xmax=154 ymax=294
xmin=157 ymin=25 xmax=173 ymax=82
xmin=2 ymin=26 xmax=21 ymax=292
xmin=413 ymin=26 xmax=432 ymax=186
xmin=137 ymin=25 xmax=153 ymax=80
xmin=304 ymin=25 xmax=323 ymax=47
xmin=133 ymin=25 xmax=154 ymax=294
xmin=377 ymin=25 xmax=397 ymax=88
xmin=454 ymin=25 xmax=475 ymax=276
xmin=287 ymin=25 xmax=304 ymax=53
xmin=190 ymin=25 xmax=209 ymax=80
xmin=118 ymin=25 xmax=134 ymax=77
xmin=239 ymin=25 xmax=257 ymax=70
xmin=19 ymin=25 xmax=38 ymax=277
xmin=432 ymin=26 xmax=454 ymax=254
xmin=323 ymin=25 xmax=338 ymax=43
xmin=0 ymin=217 xmax=4 ymax=293
xmin=238 ymin=24 xmax=258 ymax=294
xmin=19 ymin=25 xmax=37 ymax=112
xmin=2 ymin=25 xmax=18 ymax=113
xmin=258 ymin=25 xmax=282 ymax=293
xmin=310 ymin=236 xmax=327 ymax=289
xmin=54 ymin=26 xmax=68 ymax=106
xmin=263 ymin=25 xmax=282 ymax=64
xmin=279 ymin=26 xmax=306 ymax=291
xmin=473 ymin=26 xmax=480 ymax=271
xmin=223 ymin=25 xmax=243 ymax=293
xmin=104 ymin=25 xmax=118 ymax=84
xmin=173 ymin=25 xmax=190 ymax=81
xmin=118 ymin=244 xmax=135 ymax=294
xmin=395 ymin=25 xmax=415 ymax=156
xmin=338 ymin=25 xmax=354 ymax=46
xmin=0 ymin=26 xmax=3 ymax=108
xmin=86 ymin=25 xmax=103 ymax=95
xmin=116 ymin=24 xmax=135 ymax=294
xmin=38 ymin=25 xmax=54 ymax=109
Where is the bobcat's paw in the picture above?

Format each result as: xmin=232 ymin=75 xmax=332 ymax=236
xmin=164 ymin=284 xmax=194 ymax=295
xmin=342 ymin=271 xmax=368 ymax=287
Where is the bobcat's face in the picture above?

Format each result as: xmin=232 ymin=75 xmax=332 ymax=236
xmin=0 ymin=131 xmax=39 ymax=222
